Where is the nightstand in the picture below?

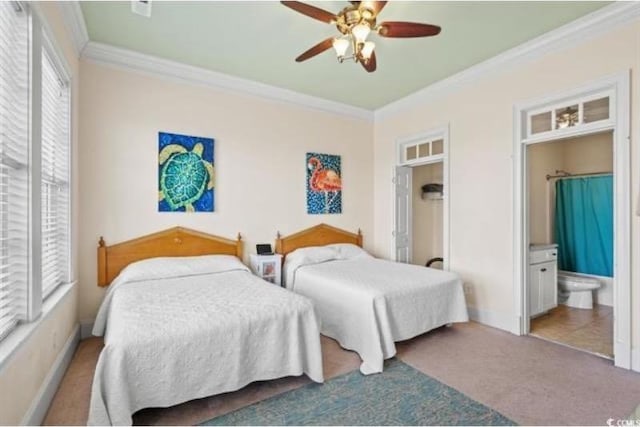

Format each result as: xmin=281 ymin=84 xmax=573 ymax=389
xmin=249 ymin=254 xmax=282 ymax=286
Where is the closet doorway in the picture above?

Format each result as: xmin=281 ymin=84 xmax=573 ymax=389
xmin=393 ymin=126 xmax=449 ymax=271
xmin=513 ymin=72 xmax=632 ymax=370
xmin=411 ymin=162 xmax=445 ymax=268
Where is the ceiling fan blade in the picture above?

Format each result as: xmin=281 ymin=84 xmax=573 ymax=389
xmin=295 ymin=38 xmax=334 ymax=62
xmin=371 ymin=1 xmax=388 ymax=14
xmin=281 ymin=1 xmax=336 ymax=24
xmin=361 ymin=51 xmax=377 ymax=73
xmin=378 ymin=21 xmax=441 ymax=38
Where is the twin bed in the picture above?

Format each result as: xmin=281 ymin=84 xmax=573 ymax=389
xmin=89 ymin=225 xmax=468 ymax=425
xmin=89 ymin=228 xmax=324 ymax=425
xmin=276 ymin=224 xmax=469 ymax=374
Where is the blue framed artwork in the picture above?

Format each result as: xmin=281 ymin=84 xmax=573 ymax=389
xmin=158 ymin=132 xmax=214 ymax=212
xmin=306 ymin=152 xmax=342 ymax=214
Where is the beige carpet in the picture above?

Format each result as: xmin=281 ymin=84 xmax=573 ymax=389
xmin=44 ymin=322 xmax=640 ymax=426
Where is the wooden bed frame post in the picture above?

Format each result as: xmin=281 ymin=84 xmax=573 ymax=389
xmin=275 ymin=231 xmax=282 ymax=255
xmin=98 ymin=237 xmax=108 ymax=287
xmin=236 ymin=233 xmax=243 ymax=259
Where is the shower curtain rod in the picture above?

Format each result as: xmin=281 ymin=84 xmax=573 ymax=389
xmin=546 ymin=171 xmax=613 ymax=181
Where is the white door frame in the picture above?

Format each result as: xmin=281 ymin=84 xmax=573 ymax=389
xmin=513 ymin=71 xmax=632 ymax=370
xmin=392 ymin=125 xmax=450 ymax=270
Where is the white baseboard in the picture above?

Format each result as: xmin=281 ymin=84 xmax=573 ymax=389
xmin=632 ymin=346 xmax=640 ymax=373
xmin=467 ymin=307 xmax=518 ymax=334
xmin=21 ymin=324 xmax=80 ymax=426
xmin=79 ymin=319 xmax=95 ymax=340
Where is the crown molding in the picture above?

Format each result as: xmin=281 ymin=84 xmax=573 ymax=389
xmin=81 ymin=41 xmax=374 ymax=122
xmin=57 ymin=1 xmax=90 ymax=57
xmin=61 ymin=1 xmax=638 ymax=123
xmin=374 ymin=1 xmax=640 ymax=121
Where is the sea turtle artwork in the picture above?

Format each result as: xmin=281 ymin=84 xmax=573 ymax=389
xmin=306 ymin=152 xmax=342 ymax=214
xmin=158 ymin=132 xmax=214 ymax=212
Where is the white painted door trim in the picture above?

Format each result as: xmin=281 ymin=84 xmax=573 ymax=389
xmin=513 ymin=71 xmax=632 ymax=370
xmin=393 ymin=125 xmax=450 ymax=271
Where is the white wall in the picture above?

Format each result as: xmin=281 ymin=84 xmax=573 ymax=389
xmin=0 ymin=2 xmax=80 ymax=424
xmin=78 ymin=60 xmax=373 ymax=321
xmin=563 ymin=132 xmax=614 ymax=174
xmin=373 ymin=19 xmax=640 ymax=352
xmin=411 ymin=162 xmax=444 ymax=266
xmin=528 ymin=141 xmax=564 ymax=245
xmin=0 ymin=287 xmax=78 ymax=425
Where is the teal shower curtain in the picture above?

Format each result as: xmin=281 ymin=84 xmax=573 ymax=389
xmin=554 ymin=175 xmax=613 ymax=277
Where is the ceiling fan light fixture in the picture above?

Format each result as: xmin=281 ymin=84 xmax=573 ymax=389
xmin=361 ymin=41 xmax=375 ymax=60
xmin=352 ymin=23 xmax=371 ymax=43
xmin=283 ymin=1 xmax=442 ymax=73
xmin=556 ymin=107 xmax=579 ymax=129
xmin=332 ymin=37 xmax=350 ymax=58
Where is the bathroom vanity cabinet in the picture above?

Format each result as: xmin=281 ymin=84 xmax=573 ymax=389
xmin=529 ymin=245 xmax=558 ymax=317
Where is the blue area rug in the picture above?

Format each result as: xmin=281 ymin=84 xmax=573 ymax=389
xmin=201 ymin=359 xmax=515 ymax=426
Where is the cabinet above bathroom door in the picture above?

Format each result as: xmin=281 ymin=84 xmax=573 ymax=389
xmin=529 ymin=260 xmax=558 ymax=317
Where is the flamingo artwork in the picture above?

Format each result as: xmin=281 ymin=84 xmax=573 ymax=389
xmin=306 ymin=153 xmax=342 ymax=214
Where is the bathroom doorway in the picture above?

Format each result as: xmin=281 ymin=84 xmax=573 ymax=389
xmin=512 ymin=72 xmax=632 ymax=370
xmin=526 ymin=131 xmax=614 ymax=359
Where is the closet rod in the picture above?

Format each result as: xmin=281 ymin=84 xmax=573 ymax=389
xmin=546 ymin=171 xmax=612 ymax=181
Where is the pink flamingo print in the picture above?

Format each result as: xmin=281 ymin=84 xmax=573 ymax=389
xmin=308 ymin=157 xmax=342 ymax=213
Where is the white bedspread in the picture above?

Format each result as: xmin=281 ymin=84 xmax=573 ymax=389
xmin=89 ymin=256 xmax=324 ymax=425
xmin=285 ymin=257 xmax=468 ymax=375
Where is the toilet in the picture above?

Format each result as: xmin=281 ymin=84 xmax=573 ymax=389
xmin=557 ymin=271 xmax=602 ymax=309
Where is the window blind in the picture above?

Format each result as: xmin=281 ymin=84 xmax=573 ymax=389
xmin=0 ymin=1 xmax=30 ymax=341
xmin=41 ymin=49 xmax=70 ymax=299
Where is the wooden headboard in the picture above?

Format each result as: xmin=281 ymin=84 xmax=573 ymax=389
xmin=275 ymin=223 xmax=362 ymax=257
xmin=97 ymin=227 xmax=243 ymax=287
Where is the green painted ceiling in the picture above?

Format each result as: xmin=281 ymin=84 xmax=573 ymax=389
xmin=80 ymin=1 xmax=609 ymax=110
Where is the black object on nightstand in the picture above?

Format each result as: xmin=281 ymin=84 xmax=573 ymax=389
xmin=256 ymin=244 xmax=274 ymax=255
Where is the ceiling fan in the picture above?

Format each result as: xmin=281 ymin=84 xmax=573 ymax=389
xmin=281 ymin=1 xmax=441 ymax=73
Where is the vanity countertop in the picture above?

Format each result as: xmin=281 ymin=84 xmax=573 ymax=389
xmin=529 ymin=243 xmax=558 ymax=251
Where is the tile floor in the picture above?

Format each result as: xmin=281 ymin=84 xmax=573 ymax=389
xmin=530 ymin=303 xmax=613 ymax=358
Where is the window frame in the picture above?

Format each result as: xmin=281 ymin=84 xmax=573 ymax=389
xmin=34 ymin=9 xmax=73 ymax=307
xmin=39 ymin=33 xmax=71 ymax=300
xmin=0 ymin=2 xmax=74 ymax=332
xmin=0 ymin=0 xmax=32 ymax=339
xmin=397 ymin=132 xmax=446 ymax=167
xmin=524 ymin=89 xmax=614 ymax=141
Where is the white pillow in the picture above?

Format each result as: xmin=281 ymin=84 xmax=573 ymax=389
xmin=285 ymin=246 xmax=339 ymax=265
xmin=115 ymin=254 xmax=249 ymax=284
xmin=283 ymin=246 xmax=340 ymax=288
xmin=326 ymin=243 xmax=372 ymax=260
